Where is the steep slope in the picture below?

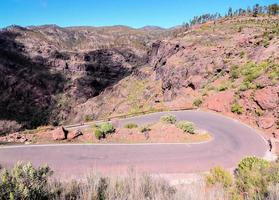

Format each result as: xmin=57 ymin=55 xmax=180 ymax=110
xmin=70 ymin=16 xmax=279 ymax=137
xmin=0 ymin=16 xmax=278 ymax=138
xmin=0 ymin=25 xmax=167 ymax=133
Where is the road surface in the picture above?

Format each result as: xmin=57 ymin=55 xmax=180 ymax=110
xmin=0 ymin=110 xmax=267 ymax=178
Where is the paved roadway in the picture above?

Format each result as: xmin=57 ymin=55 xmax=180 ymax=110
xmin=0 ymin=110 xmax=268 ymax=178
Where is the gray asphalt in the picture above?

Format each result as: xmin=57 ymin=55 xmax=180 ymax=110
xmin=0 ymin=110 xmax=268 ymax=178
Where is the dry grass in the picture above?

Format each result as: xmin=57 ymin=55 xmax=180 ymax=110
xmin=49 ymin=172 xmax=228 ymax=200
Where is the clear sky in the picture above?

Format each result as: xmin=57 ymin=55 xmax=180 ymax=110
xmin=0 ymin=0 xmax=278 ymax=28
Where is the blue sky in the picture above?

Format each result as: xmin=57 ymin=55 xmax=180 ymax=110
xmin=1 ymin=0 xmax=278 ymax=28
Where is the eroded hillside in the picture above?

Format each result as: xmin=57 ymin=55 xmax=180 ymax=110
xmin=0 ymin=16 xmax=278 ymax=137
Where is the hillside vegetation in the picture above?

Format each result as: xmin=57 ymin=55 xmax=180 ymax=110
xmin=0 ymin=4 xmax=278 ymax=140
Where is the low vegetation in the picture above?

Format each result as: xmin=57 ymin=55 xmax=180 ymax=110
xmin=160 ymin=114 xmax=177 ymax=124
xmin=175 ymin=120 xmax=196 ymax=134
xmin=0 ymin=162 xmax=53 ymax=199
xmin=93 ymin=122 xmax=115 ymax=139
xmin=2 ymin=156 xmax=279 ymax=199
xmin=229 ymin=61 xmax=279 ymax=91
xmin=206 ymin=166 xmax=233 ymax=189
xmin=231 ymin=103 xmax=244 ymax=114
xmin=206 ymin=156 xmax=279 ymax=200
xmin=193 ymin=98 xmax=203 ymax=107
xmin=124 ymin=123 xmax=138 ymax=129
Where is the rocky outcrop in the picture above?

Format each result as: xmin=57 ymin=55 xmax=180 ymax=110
xmin=254 ymin=86 xmax=279 ymax=110
xmin=203 ymin=91 xmax=235 ymax=113
xmin=0 ymin=132 xmax=33 ymax=143
xmin=0 ymin=26 xmax=150 ymax=131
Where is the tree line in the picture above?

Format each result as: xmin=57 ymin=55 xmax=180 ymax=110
xmin=181 ymin=3 xmax=279 ymax=28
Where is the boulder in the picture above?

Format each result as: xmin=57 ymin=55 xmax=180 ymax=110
xmin=254 ymin=87 xmax=279 ymax=110
xmin=51 ymin=127 xmax=66 ymax=140
xmin=68 ymin=129 xmax=83 ymax=140
xmin=257 ymin=116 xmax=275 ymax=129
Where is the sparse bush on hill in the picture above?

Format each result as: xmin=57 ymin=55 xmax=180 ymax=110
xmin=241 ymin=62 xmax=268 ymax=83
xmin=230 ymin=65 xmax=240 ymax=80
xmin=231 ymin=103 xmax=244 ymax=114
xmin=160 ymin=114 xmax=177 ymax=124
xmin=176 ymin=121 xmax=195 ymax=134
xmin=124 ymin=123 xmax=138 ymax=129
xmin=193 ymin=98 xmax=203 ymax=107
xmin=217 ymin=83 xmax=229 ymax=92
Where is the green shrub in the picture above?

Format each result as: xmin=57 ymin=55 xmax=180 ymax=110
xmin=99 ymin=122 xmax=115 ymax=135
xmin=93 ymin=122 xmax=115 ymax=139
xmin=217 ymin=84 xmax=228 ymax=91
xmin=241 ymin=62 xmax=268 ymax=83
xmin=0 ymin=162 xmax=53 ymax=199
xmin=231 ymin=103 xmax=243 ymax=114
xmin=230 ymin=65 xmax=240 ymax=80
xmin=239 ymin=81 xmax=256 ymax=91
xmin=206 ymin=166 xmax=233 ymax=188
xmin=124 ymin=123 xmax=138 ymax=129
xmin=193 ymin=98 xmax=203 ymax=107
xmin=176 ymin=121 xmax=195 ymax=134
xmin=235 ymin=156 xmax=270 ymax=199
xmin=95 ymin=129 xmax=104 ymax=140
xmin=160 ymin=114 xmax=177 ymax=124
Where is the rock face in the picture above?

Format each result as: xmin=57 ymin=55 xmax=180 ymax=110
xmin=254 ymin=87 xmax=279 ymax=110
xmin=0 ymin=26 xmax=153 ymax=130
xmin=203 ymin=91 xmax=235 ymax=113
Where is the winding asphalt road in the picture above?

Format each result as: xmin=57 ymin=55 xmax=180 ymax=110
xmin=0 ymin=111 xmax=268 ymax=178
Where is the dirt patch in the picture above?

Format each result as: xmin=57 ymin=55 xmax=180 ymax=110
xmin=0 ymin=121 xmax=211 ymax=144
xmin=88 ymin=122 xmax=211 ymax=144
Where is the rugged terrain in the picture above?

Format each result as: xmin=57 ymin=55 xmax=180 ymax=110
xmin=0 ymin=16 xmax=278 ymax=140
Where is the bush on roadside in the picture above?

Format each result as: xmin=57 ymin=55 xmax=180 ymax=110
xmin=206 ymin=166 xmax=233 ymax=188
xmin=231 ymin=103 xmax=243 ymax=114
xmin=235 ymin=156 xmax=270 ymax=199
xmin=176 ymin=121 xmax=195 ymax=134
xmin=95 ymin=129 xmax=104 ymax=140
xmin=94 ymin=122 xmax=115 ymax=140
xmin=0 ymin=162 xmax=53 ymax=199
xmin=193 ymin=98 xmax=203 ymax=107
xmin=99 ymin=122 xmax=115 ymax=134
xmin=124 ymin=123 xmax=138 ymax=129
xmin=160 ymin=114 xmax=177 ymax=124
